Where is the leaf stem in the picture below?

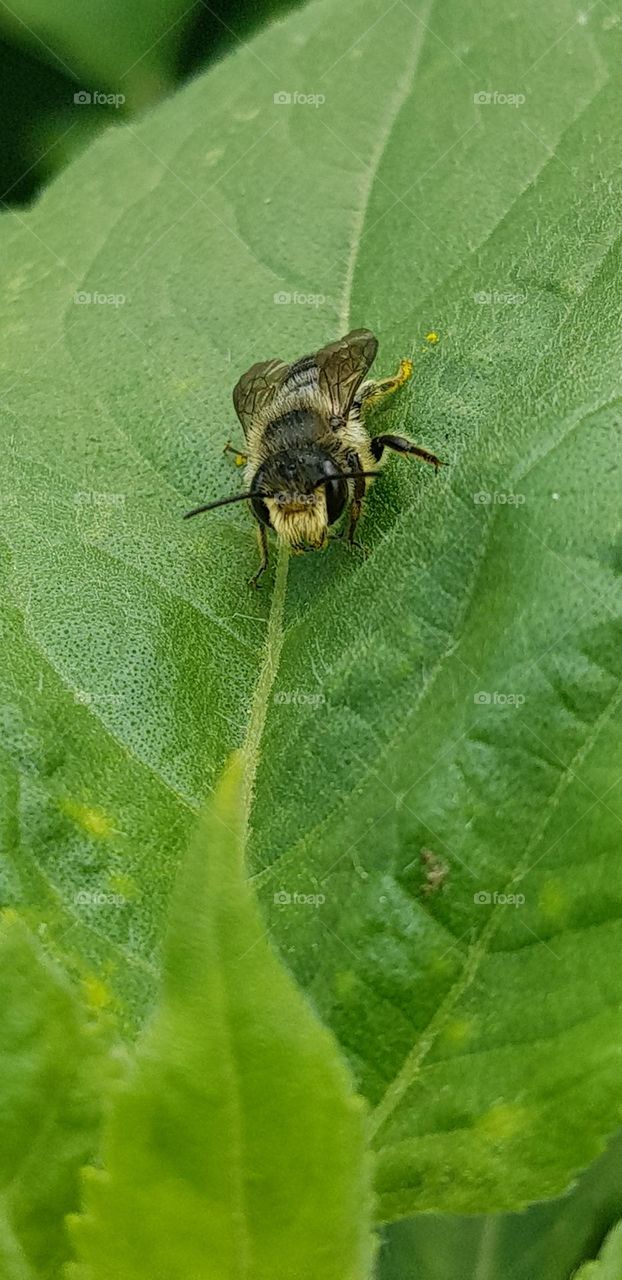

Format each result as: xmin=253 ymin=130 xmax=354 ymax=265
xmin=241 ymin=544 xmax=289 ymax=839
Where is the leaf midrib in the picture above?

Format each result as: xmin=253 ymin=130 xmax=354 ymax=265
xmin=240 ymin=5 xmax=434 ymax=833
xmin=241 ymin=545 xmax=289 ymax=836
xmin=336 ymin=0 xmax=434 ymax=331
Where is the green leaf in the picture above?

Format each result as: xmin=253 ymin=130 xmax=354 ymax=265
xmin=0 ymin=915 xmax=107 ymax=1279
xmin=0 ymin=0 xmax=194 ymax=105
xmin=2 ymin=0 xmax=622 ymax=1224
xmin=0 ymin=42 xmax=91 ymax=207
xmin=67 ymin=754 xmax=373 ymax=1280
xmin=574 ymin=1221 xmax=622 ymax=1279
xmin=378 ymin=1131 xmax=622 ymax=1280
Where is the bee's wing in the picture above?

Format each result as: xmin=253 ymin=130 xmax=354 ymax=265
xmin=315 ymin=329 xmax=378 ymax=417
xmin=232 ymin=358 xmax=290 ymax=438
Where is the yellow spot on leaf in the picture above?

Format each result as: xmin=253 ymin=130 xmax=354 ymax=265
xmin=429 ymin=952 xmax=459 ymax=979
xmin=440 ymin=1017 xmax=476 ymax=1049
xmin=538 ymin=880 xmax=568 ymax=924
xmin=82 ymin=975 xmax=112 ymax=1009
xmin=476 ymin=1102 xmax=527 ymax=1141
xmin=61 ymin=798 xmax=113 ymax=838
xmin=106 ymin=873 xmax=138 ymax=901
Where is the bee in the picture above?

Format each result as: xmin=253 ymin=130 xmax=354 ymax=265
xmin=184 ymin=329 xmax=444 ymax=586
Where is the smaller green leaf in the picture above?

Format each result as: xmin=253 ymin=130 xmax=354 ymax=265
xmin=574 ymin=1222 xmax=622 ymax=1279
xmin=0 ymin=914 xmax=107 ymax=1279
xmin=68 ymin=753 xmax=374 ymax=1280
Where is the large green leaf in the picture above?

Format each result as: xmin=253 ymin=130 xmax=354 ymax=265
xmin=0 ymin=0 xmax=193 ymax=105
xmin=0 ymin=915 xmax=107 ymax=1279
xmin=2 ymin=0 xmax=622 ymax=1222
xmin=67 ymin=754 xmax=373 ymax=1280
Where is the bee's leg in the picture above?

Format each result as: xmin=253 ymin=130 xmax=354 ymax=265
xmin=370 ymin=433 xmax=446 ymax=471
xmin=248 ymin=525 xmax=269 ymax=588
xmin=353 ymin=357 xmax=413 ymax=416
xmin=346 ymin=500 xmax=362 ymax=547
xmin=223 ymin=441 xmax=248 ymax=466
xmin=345 ymin=471 xmax=367 ymax=553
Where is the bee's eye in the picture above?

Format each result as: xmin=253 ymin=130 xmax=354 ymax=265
xmin=251 ymin=496 xmax=272 ymax=527
xmin=324 ymin=478 xmax=347 ymax=525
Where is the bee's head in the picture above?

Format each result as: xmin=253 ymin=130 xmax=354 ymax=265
xmin=251 ymin=450 xmax=347 ymax=551
xmin=183 ymin=450 xmax=378 ymax=552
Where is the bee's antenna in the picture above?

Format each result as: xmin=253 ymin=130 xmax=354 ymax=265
xmin=314 ymin=470 xmax=380 ymax=489
xmin=184 ymin=472 xmax=380 ymax=518
xmin=183 ymin=491 xmax=259 ymax=518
